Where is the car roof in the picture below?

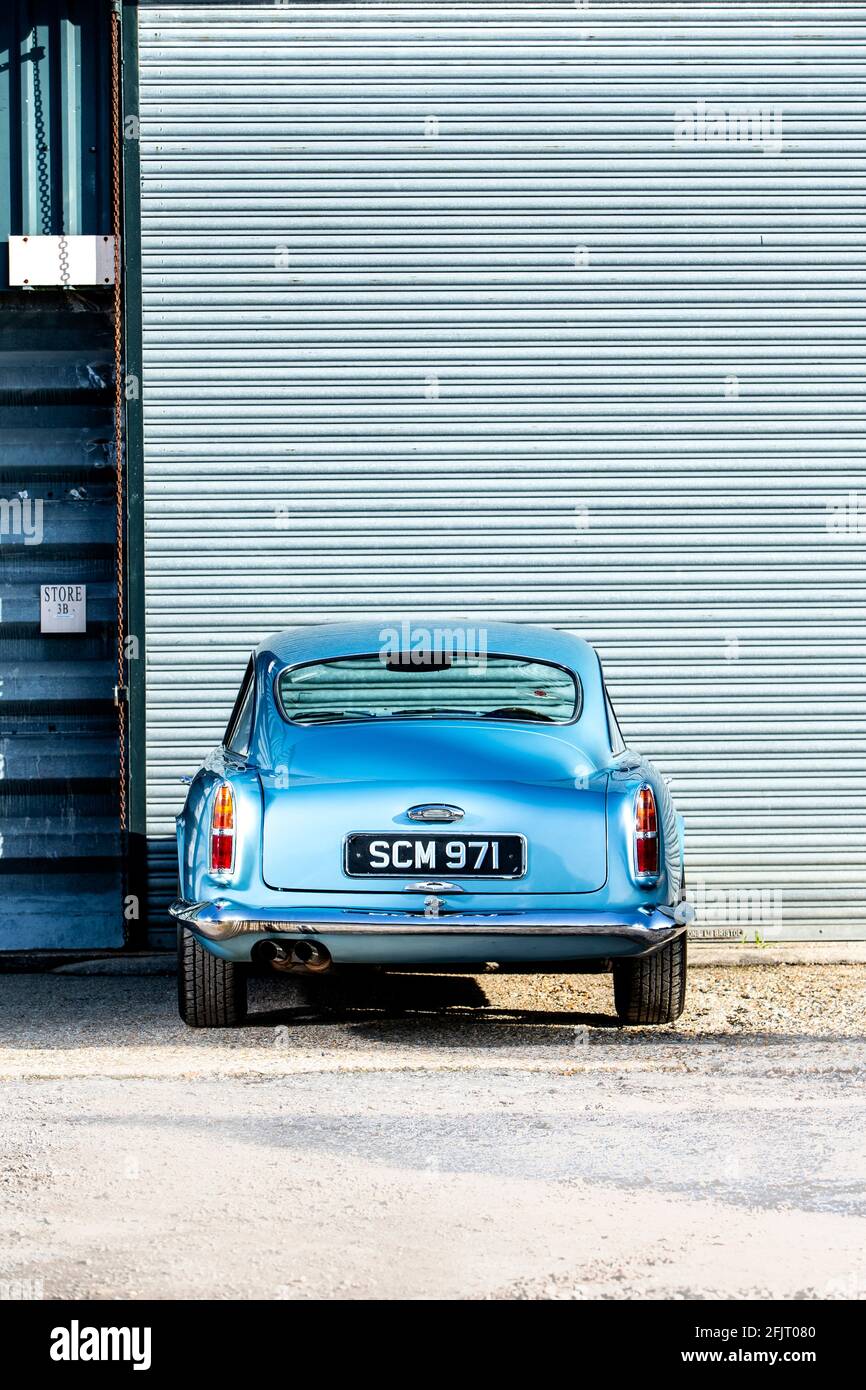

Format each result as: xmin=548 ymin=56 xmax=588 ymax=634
xmin=255 ymin=620 xmax=599 ymax=678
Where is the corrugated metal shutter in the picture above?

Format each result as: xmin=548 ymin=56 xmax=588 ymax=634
xmin=137 ymin=2 xmax=866 ymax=940
xmin=0 ymin=4 xmax=121 ymax=950
xmin=0 ymin=295 xmax=123 ymax=949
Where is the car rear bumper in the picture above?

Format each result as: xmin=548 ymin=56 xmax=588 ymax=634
xmin=170 ymin=899 xmax=689 ymax=967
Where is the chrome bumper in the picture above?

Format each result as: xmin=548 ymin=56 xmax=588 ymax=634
xmin=170 ymin=898 xmax=689 ymax=948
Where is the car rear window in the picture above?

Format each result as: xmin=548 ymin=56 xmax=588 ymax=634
xmin=276 ymin=653 xmax=579 ymax=726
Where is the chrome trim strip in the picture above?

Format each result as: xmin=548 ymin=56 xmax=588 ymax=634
xmin=402 ymin=880 xmax=465 ymax=893
xmin=170 ymin=899 xmax=686 ymax=946
xmin=406 ymin=804 xmax=465 ymax=823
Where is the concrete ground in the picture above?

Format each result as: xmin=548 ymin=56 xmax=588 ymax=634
xmin=0 ymin=962 xmax=864 ymax=1301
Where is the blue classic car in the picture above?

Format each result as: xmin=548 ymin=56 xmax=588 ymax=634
xmin=172 ymin=621 xmax=691 ymax=1027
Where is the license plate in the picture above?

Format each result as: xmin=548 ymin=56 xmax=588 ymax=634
xmin=344 ymin=833 xmax=525 ymax=879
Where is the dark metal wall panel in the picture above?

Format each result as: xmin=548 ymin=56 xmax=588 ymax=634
xmin=0 ymin=2 xmax=121 ymax=950
xmin=145 ymin=839 xmax=176 ymax=951
xmin=2 ymin=870 xmax=124 ymax=948
xmin=0 ymin=291 xmax=123 ymax=949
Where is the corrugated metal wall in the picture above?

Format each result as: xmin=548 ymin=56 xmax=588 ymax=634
xmin=0 ymin=293 xmax=123 ymax=948
xmin=138 ymin=2 xmax=866 ymax=940
xmin=0 ymin=3 xmax=122 ymax=949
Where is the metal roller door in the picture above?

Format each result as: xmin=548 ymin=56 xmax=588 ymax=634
xmin=137 ymin=2 xmax=866 ymax=939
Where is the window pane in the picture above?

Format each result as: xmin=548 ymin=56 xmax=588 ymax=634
xmin=225 ymin=670 xmax=255 ymax=755
xmin=277 ymin=654 xmax=579 ymax=725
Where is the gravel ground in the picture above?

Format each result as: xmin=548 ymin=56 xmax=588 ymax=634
xmin=0 ymin=963 xmax=864 ymax=1301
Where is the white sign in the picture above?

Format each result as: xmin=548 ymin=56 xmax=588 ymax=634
xmin=9 ymin=236 xmax=115 ymax=288
xmin=41 ymin=583 xmax=86 ymax=634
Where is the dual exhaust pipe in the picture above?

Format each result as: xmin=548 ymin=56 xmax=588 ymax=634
xmin=257 ymin=939 xmax=332 ymax=974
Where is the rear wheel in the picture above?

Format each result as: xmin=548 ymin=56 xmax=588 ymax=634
xmin=177 ymin=926 xmax=247 ymax=1027
xmin=612 ymin=932 xmax=687 ymax=1025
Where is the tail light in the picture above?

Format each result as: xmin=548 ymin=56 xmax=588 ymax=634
xmin=634 ymin=784 xmax=659 ymax=879
xmin=211 ymin=783 xmax=235 ymax=872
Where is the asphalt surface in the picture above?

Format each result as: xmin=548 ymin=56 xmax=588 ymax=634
xmin=0 ymin=964 xmax=864 ymax=1300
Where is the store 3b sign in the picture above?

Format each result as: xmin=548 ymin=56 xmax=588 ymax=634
xmin=41 ymin=583 xmax=87 ymax=634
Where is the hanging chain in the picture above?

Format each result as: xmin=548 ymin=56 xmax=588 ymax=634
xmin=57 ymin=232 xmax=71 ymax=286
xmin=111 ymin=10 xmax=127 ymax=834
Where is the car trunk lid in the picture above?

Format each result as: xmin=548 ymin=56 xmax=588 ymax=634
xmin=260 ymin=720 xmax=608 ymax=893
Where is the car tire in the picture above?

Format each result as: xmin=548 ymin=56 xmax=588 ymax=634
xmin=177 ymin=926 xmax=247 ymax=1027
xmin=612 ymin=932 xmax=687 ymax=1025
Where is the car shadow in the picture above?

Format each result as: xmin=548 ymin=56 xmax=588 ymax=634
xmin=243 ymin=970 xmax=625 ymax=1035
xmin=242 ymin=973 xmax=866 ymax=1047
xmin=247 ymin=1005 xmax=618 ymax=1028
xmin=241 ymin=1007 xmax=866 ymax=1053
